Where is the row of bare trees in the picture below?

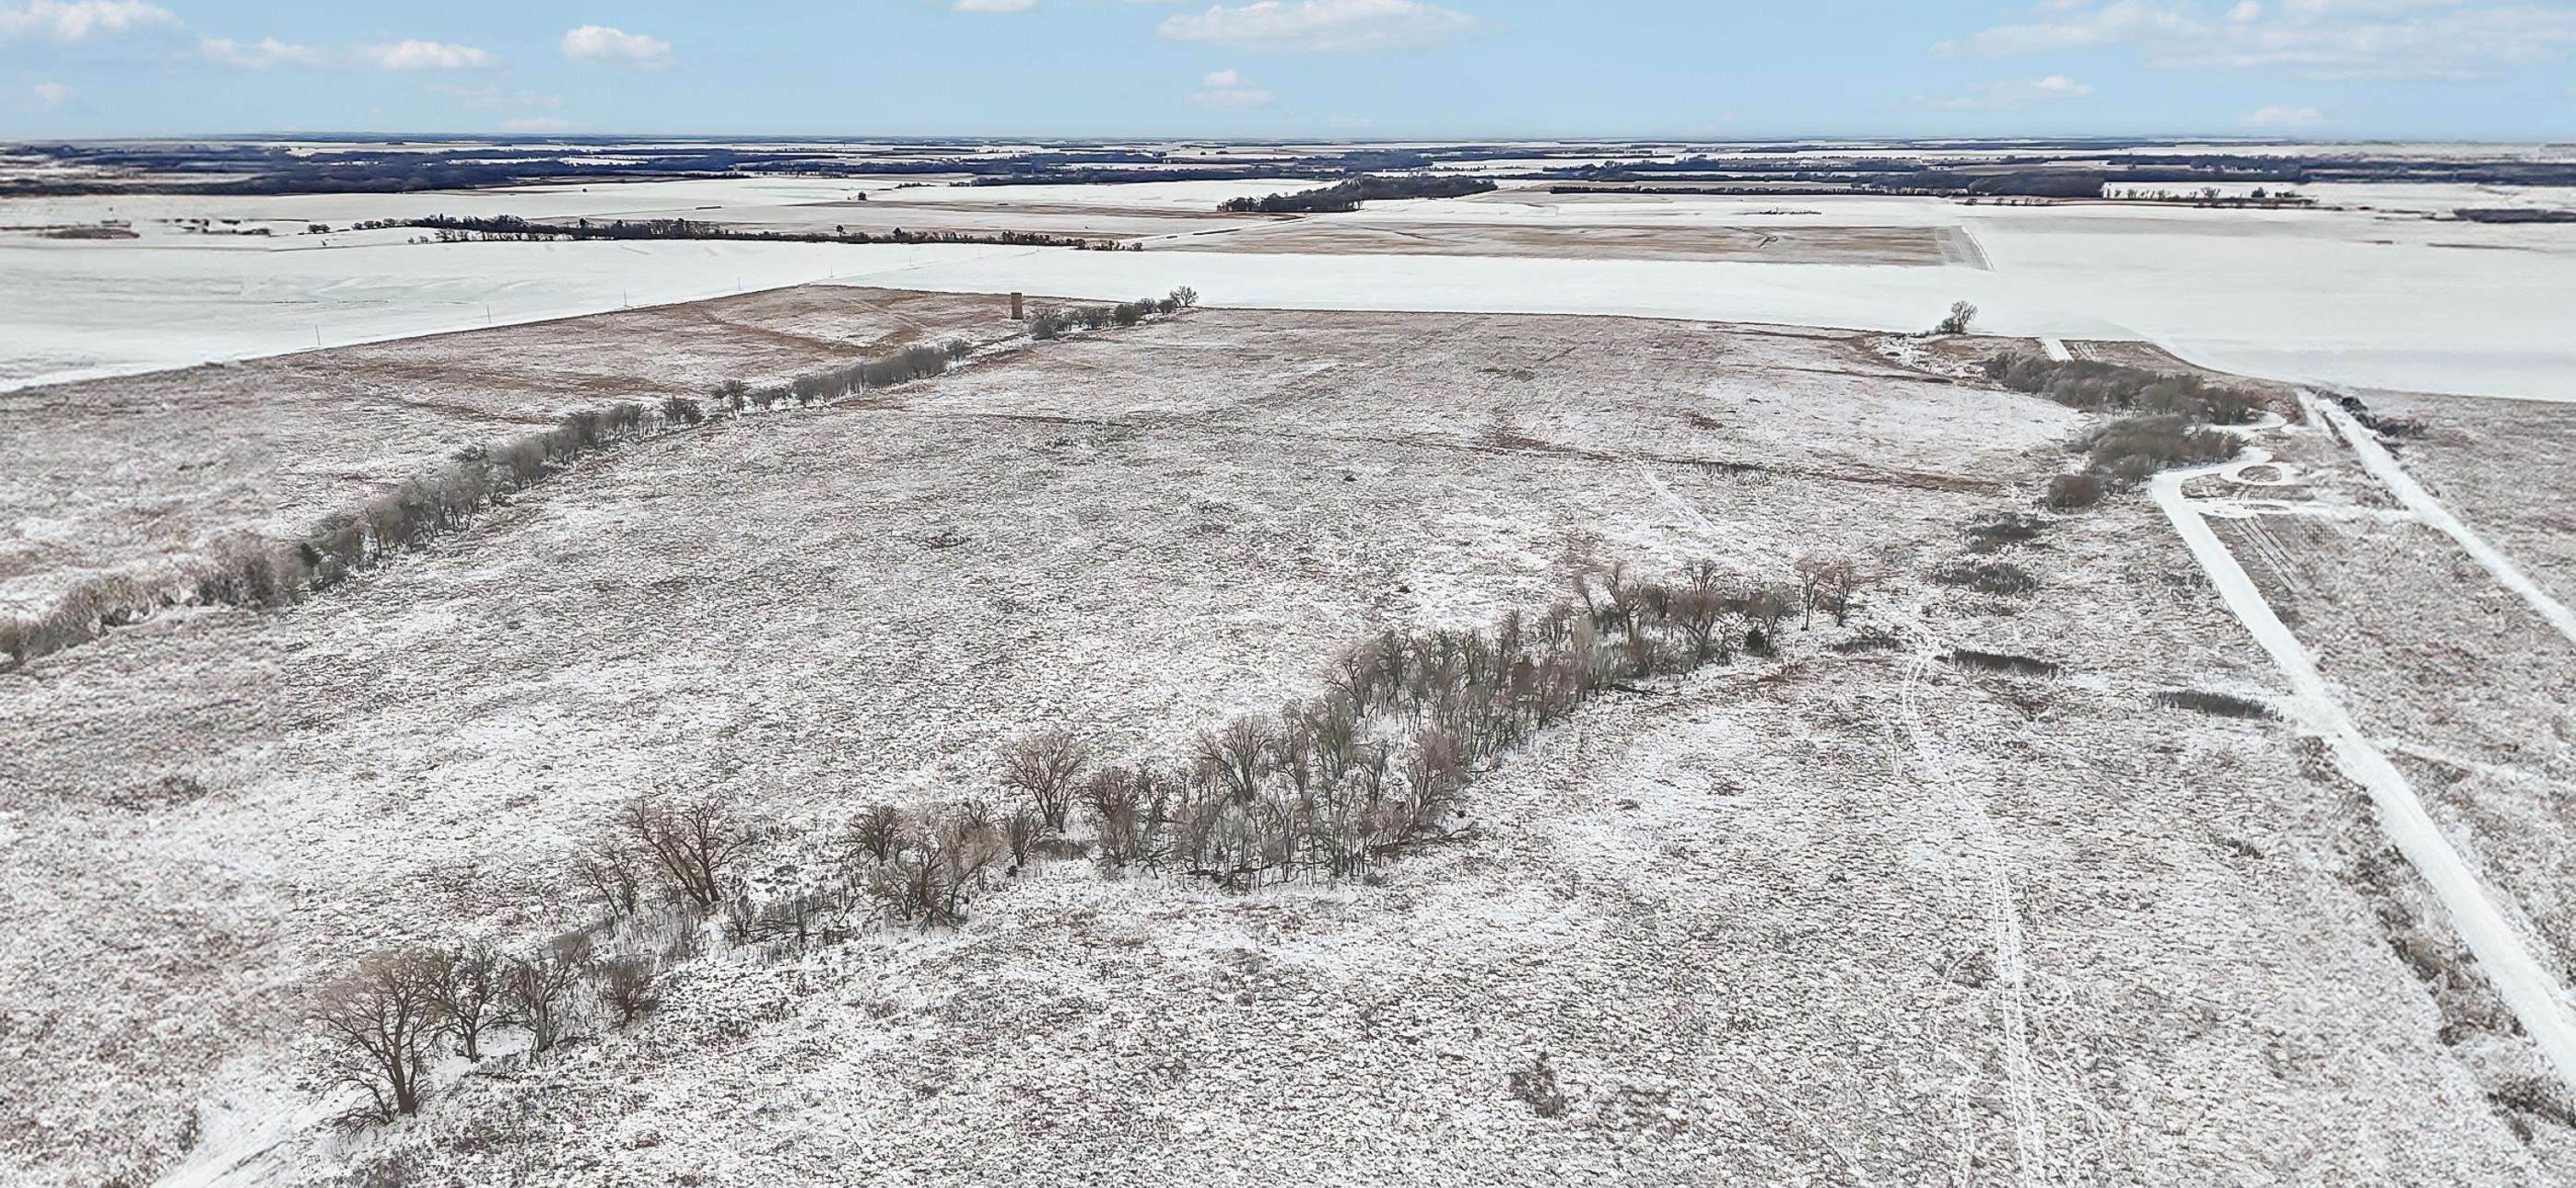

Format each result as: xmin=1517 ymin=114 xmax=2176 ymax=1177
xmin=310 ymin=553 xmax=1860 ymax=1126
xmin=4 ymin=285 xmax=1198 ymax=673
xmin=980 ymin=556 xmax=1854 ymax=889
xmin=307 ymin=932 xmax=640 ymax=1125
xmin=1029 ymin=286 xmax=1197 ymax=341
xmin=309 ymin=795 xmax=758 ymax=1124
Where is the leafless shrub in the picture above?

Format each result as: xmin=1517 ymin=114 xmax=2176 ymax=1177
xmin=307 ymin=949 xmax=444 ymax=1124
xmin=2492 ymin=1076 xmax=2576 ymax=1131
xmin=2154 ymin=689 xmax=2275 ymax=719
xmin=596 ymin=956 xmax=660 ymax=1027
xmin=753 ymin=890 xmax=837 ymax=952
xmin=869 ymin=816 xmax=1001 ymax=928
xmin=1932 ymin=560 xmax=2040 ymax=597
xmin=1508 ymin=1052 xmax=1572 ymax=1118
xmin=1084 ymin=764 xmax=1166 ymax=871
xmin=1169 ymin=285 xmax=1199 ymax=309
xmin=2044 ymin=472 xmax=2105 ymax=510
xmin=1004 ymin=808 xmax=1040 ymax=871
xmin=1964 ymin=513 xmax=2045 ymax=553
xmin=1933 ymin=300 xmax=1976 ymax=336
xmin=1944 ymin=648 xmax=2062 ymax=678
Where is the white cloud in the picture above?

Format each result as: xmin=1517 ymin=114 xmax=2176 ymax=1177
xmin=1159 ymin=0 xmax=1479 ymax=52
xmin=1913 ymin=74 xmax=2099 ymax=109
xmin=954 ymin=0 xmax=1038 ymax=10
xmin=558 ymin=24 xmax=671 ymax=66
xmin=4 ymin=77 xmax=80 ymax=112
xmin=1932 ymin=1 xmax=2576 ymax=82
xmin=0 ymin=0 xmax=180 ymax=45
xmin=1189 ymin=66 xmax=1275 ymax=107
xmin=197 ymin=36 xmax=323 ymax=69
xmin=356 ymin=40 xmax=498 ymax=70
xmin=2239 ymin=102 xmax=2328 ymax=125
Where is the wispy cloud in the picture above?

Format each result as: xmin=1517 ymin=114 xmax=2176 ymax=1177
xmin=2238 ymin=102 xmax=2328 ymax=126
xmin=0 ymin=0 xmax=181 ymax=45
xmin=1159 ymin=0 xmax=1480 ymax=52
xmin=1912 ymin=74 xmax=2098 ymax=110
xmin=355 ymin=40 xmax=498 ymax=71
xmin=6 ymin=77 xmax=80 ymax=111
xmin=1932 ymin=1 xmax=2576 ymax=82
xmin=197 ymin=36 xmax=323 ymax=69
xmin=1189 ymin=67 xmax=1276 ymax=108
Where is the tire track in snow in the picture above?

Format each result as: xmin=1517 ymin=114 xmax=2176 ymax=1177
xmin=1897 ymin=646 xmax=2048 ymax=1186
xmin=2151 ymin=448 xmax=2576 ymax=1093
xmin=2306 ymin=391 xmax=2576 ymax=650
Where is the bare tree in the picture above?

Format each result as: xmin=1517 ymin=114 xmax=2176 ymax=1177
xmin=1169 ymin=285 xmax=1199 ymax=309
xmin=1000 ymin=728 xmax=1091 ymax=832
xmin=1935 ymin=300 xmax=1977 ymax=336
xmin=572 ymin=841 xmax=643 ymax=915
xmin=626 ymin=795 xmax=757 ymax=909
xmin=422 ymin=944 xmax=505 ymax=1062
xmin=1793 ymin=554 xmax=1856 ymax=630
xmin=1198 ymin=717 xmax=1274 ymax=804
xmin=869 ymin=817 xmax=1001 ymax=927
xmin=307 ymin=949 xmax=443 ymax=1124
xmin=501 ymin=935 xmax=591 ymax=1054
xmin=851 ymin=805 xmax=902 ymax=866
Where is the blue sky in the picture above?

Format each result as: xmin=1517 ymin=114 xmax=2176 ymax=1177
xmin=2 ymin=0 xmax=2570 ymax=139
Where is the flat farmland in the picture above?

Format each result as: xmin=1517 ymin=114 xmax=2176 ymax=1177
xmin=2 ymin=300 xmax=2561 ymax=1184
xmin=1167 ymin=219 xmax=1988 ymax=266
xmin=0 ymin=285 xmax=1016 ymax=611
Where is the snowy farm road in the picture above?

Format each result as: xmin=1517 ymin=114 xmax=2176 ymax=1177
xmin=2152 ymin=416 xmax=2576 ymax=1094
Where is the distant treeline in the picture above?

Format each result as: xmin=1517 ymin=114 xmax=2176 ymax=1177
xmin=5 ymin=142 xmax=1441 ymax=197
xmin=388 ymin=214 xmax=1128 ymax=250
xmin=20 ymin=138 xmax=2576 ymax=199
xmin=2453 ymin=208 xmax=2576 ymax=224
xmin=1218 ymin=175 xmax=1497 ymax=214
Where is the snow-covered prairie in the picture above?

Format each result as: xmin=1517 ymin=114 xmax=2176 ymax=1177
xmin=5 ymin=186 xmax=2570 ymax=401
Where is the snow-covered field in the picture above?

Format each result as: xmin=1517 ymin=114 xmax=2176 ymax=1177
xmin=0 ymin=239 xmax=1028 ymax=390
xmin=13 ymin=307 xmax=2571 ymax=1184
xmin=0 ymin=176 xmax=931 ymax=236
xmin=7 ymin=184 xmax=2570 ymax=402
